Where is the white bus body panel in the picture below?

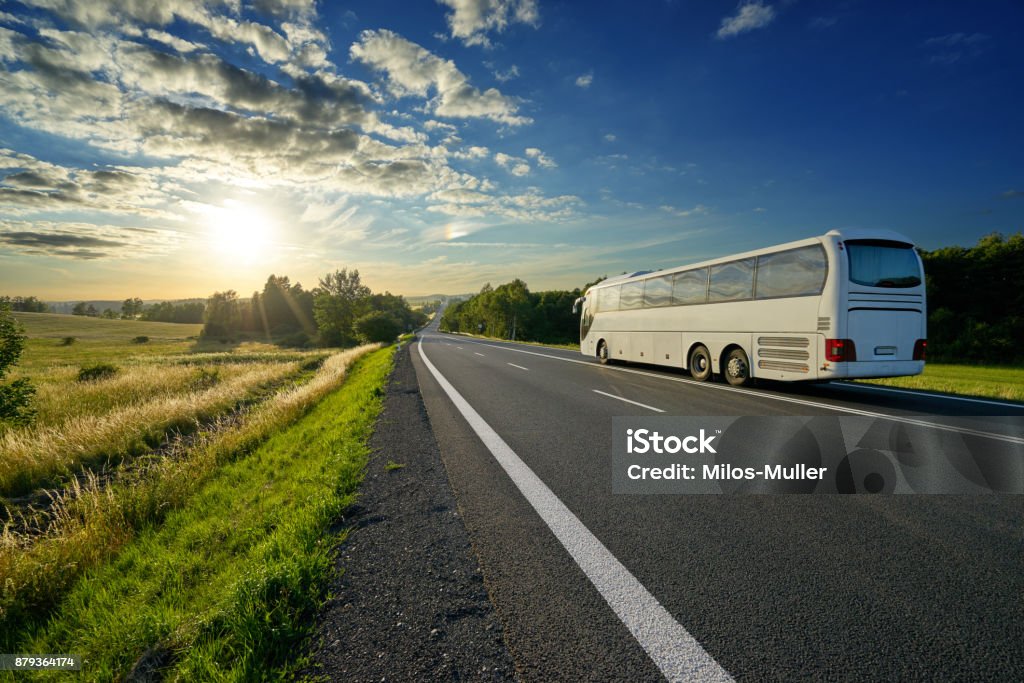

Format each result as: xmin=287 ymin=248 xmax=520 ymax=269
xmin=580 ymin=230 xmax=926 ymax=382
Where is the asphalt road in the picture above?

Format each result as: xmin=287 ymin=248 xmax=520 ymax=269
xmin=410 ymin=317 xmax=1024 ymax=681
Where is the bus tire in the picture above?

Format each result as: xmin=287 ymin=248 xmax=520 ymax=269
xmin=689 ymin=345 xmax=712 ymax=381
xmin=598 ymin=341 xmax=612 ymax=365
xmin=724 ymin=347 xmax=751 ymax=387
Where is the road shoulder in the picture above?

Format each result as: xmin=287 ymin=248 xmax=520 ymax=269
xmin=303 ymin=342 xmax=516 ymax=681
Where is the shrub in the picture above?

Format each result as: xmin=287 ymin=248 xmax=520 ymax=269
xmin=191 ymin=368 xmax=221 ymax=390
xmin=132 ymin=335 xmax=150 ymax=344
xmin=354 ymin=311 xmax=401 ymax=344
xmin=78 ymin=363 xmax=119 ymax=382
xmin=277 ymin=331 xmax=311 ymax=349
xmin=1 ymin=305 xmax=35 ymax=425
xmin=61 ymin=336 xmax=76 ymax=346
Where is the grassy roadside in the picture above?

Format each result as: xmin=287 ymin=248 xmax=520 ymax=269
xmin=443 ymin=330 xmax=580 ymax=351
xmin=854 ymin=363 xmax=1024 ymax=403
xmin=4 ymin=345 xmax=394 ymax=680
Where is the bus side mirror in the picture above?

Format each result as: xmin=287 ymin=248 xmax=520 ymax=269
xmin=572 ymin=296 xmax=584 ymax=315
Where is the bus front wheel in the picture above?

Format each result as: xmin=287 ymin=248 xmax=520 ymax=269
xmin=724 ymin=348 xmax=751 ymax=387
xmin=689 ymin=346 xmax=712 ymax=381
xmin=598 ymin=341 xmax=612 ymax=365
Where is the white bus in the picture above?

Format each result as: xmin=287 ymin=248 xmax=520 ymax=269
xmin=572 ymin=229 xmax=926 ymax=386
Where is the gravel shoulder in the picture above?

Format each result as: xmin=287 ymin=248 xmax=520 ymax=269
xmin=303 ymin=341 xmax=517 ymax=681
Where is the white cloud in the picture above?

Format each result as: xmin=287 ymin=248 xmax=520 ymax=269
xmin=716 ymin=1 xmax=776 ymax=40
xmin=145 ymin=28 xmax=204 ymax=52
xmin=436 ymin=0 xmax=539 ymax=47
xmin=603 ymin=133 xmax=616 ymax=142
xmin=452 ymin=145 xmax=490 ymax=160
xmin=659 ymin=204 xmax=709 ymax=218
xmin=350 ymin=29 xmax=531 ymax=126
xmin=524 ymin=147 xmax=556 ymax=168
xmin=495 ymin=152 xmax=530 ymax=176
xmin=575 ymin=72 xmax=593 ymax=88
xmin=492 ymin=64 xmax=520 ymax=82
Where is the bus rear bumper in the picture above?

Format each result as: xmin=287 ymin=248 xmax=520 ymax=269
xmin=821 ymin=360 xmax=925 ymax=379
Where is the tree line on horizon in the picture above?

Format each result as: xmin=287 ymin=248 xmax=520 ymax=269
xmin=3 ymin=271 xmax=426 ymax=349
xmin=202 ymin=269 xmax=427 ymax=347
xmin=440 ymin=232 xmax=1024 ymax=365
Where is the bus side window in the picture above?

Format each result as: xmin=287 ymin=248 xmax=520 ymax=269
xmin=643 ymin=275 xmax=672 ymax=307
xmin=600 ymin=285 xmax=621 ymax=311
xmin=672 ymin=268 xmax=708 ymax=305
xmin=708 ymin=258 xmax=755 ymax=302
xmin=756 ymin=245 xmax=828 ymax=298
xmin=619 ymin=281 xmax=644 ymax=309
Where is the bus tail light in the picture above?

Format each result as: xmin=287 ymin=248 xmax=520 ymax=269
xmin=825 ymin=339 xmax=856 ymax=362
xmin=913 ymin=339 xmax=927 ymax=361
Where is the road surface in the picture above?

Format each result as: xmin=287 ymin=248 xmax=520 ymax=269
xmin=410 ymin=318 xmax=1024 ymax=681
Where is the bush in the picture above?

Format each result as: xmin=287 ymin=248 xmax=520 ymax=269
xmin=78 ymin=363 xmax=119 ymax=382
xmin=354 ymin=311 xmax=401 ymax=344
xmin=61 ymin=336 xmax=76 ymax=346
xmin=132 ymin=335 xmax=150 ymax=344
xmin=1 ymin=305 xmax=35 ymax=425
xmin=191 ymin=368 xmax=221 ymax=390
xmin=277 ymin=331 xmax=311 ymax=348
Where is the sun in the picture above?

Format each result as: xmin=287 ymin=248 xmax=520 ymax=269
xmin=204 ymin=199 xmax=275 ymax=261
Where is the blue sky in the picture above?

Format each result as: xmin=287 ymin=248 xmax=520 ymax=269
xmin=0 ymin=0 xmax=1021 ymax=299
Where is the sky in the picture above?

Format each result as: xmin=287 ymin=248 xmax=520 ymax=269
xmin=0 ymin=0 xmax=1022 ymax=300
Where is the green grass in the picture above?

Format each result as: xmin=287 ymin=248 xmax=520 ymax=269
xmin=855 ymin=362 xmax=1024 ymax=402
xmin=5 ymin=346 xmax=394 ymax=681
xmin=1 ymin=313 xmax=331 ymax=498
xmin=445 ymin=330 xmax=580 ymax=351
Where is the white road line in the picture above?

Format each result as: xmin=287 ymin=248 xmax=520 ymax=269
xmin=593 ymin=389 xmax=665 ymax=413
xmin=475 ymin=352 xmax=486 ymax=357
xmin=456 ymin=346 xmax=464 ymax=350
xmin=417 ymin=341 xmax=733 ymax=683
xmin=837 ymin=381 xmax=1023 ymax=408
xmin=508 ymin=363 xmax=529 ymax=371
xmin=442 ymin=336 xmax=1024 ymax=446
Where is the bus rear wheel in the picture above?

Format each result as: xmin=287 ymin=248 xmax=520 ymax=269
xmin=724 ymin=348 xmax=751 ymax=387
xmin=689 ymin=345 xmax=712 ymax=381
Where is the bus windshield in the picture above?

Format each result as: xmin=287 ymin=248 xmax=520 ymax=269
xmin=846 ymin=240 xmax=922 ymax=288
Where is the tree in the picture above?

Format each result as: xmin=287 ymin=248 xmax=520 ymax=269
xmin=121 ymin=297 xmax=144 ymax=319
xmin=72 ymin=301 xmax=89 ymax=316
xmin=0 ymin=296 xmax=48 ymax=313
xmin=0 ymin=304 xmax=35 ymax=426
xmin=102 ymin=308 xmax=118 ymax=319
xmin=202 ymin=290 xmax=241 ymax=338
xmin=313 ymin=269 xmax=371 ymax=346
xmin=354 ymin=310 xmax=402 ymax=343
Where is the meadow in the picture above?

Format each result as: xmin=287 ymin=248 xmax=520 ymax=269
xmin=1 ymin=312 xmax=392 ymax=679
xmin=856 ymin=363 xmax=1024 ymax=402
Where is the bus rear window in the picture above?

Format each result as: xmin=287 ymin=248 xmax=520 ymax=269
xmin=846 ymin=240 xmax=922 ymax=288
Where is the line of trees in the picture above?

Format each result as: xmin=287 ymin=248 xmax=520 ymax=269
xmin=440 ymin=278 xmax=599 ymax=345
xmin=921 ymin=232 xmax=1023 ymax=363
xmin=203 ymin=269 xmax=426 ymax=347
xmin=440 ymin=233 xmax=1023 ymax=365
xmin=0 ymin=296 xmax=49 ymax=313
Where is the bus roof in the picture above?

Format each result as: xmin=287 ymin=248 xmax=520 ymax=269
xmin=585 ymin=228 xmax=915 ymax=292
